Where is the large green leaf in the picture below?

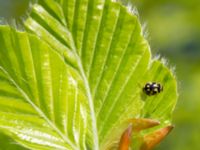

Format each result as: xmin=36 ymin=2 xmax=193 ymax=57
xmin=0 ymin=26 xmax=93 ymax=150
xmin=0 ymin=0 xmax=178 ymax=149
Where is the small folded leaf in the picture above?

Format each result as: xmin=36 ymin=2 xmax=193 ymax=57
xmin=118 ymin=125 xmax=133 ymax=150
xmin=129 ymin=118 xmax=160 ymax=132
xmin=119 ymin=118 xmax=160 ymax=150
xmin=140 ymin=125 xmax=174 ymax=150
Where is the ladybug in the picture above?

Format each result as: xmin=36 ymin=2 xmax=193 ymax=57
xmin=143 ymin=82 xmax=163 ymax=96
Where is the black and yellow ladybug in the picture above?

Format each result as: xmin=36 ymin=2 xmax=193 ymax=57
xmin=143 ymin=82 xmax=163 ymax=96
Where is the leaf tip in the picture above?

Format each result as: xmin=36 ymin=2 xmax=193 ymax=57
xmin=140 ymin=125 xmax=174 ymax=150
xmin=129 ymin=118 xmax=160 ymax=132
xmin=118 ymin=125 xmax=133 ymax=150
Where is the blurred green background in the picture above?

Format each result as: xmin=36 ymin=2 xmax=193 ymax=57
xmin=0 ymin=0 xmax=200 ymax=149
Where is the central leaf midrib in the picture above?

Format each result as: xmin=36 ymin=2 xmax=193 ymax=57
xmin=27 ymin=3 xmax=100 ymax=149
xmin=70 ymin=39 xmax=100 ymax=150
xmin=70 ymin=1 xmax=101 ymax=149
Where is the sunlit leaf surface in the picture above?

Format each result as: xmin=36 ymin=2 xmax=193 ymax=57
xmin=0 ymin=26 xmax=91 ymax=150
xmin=0 ymin=0 xmax=178 ymax=149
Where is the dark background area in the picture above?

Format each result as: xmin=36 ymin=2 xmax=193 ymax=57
xmin=0 ymin=0 xmax=29 ymax=18
xmin=0 ymin=0 xmax=200 ymax=149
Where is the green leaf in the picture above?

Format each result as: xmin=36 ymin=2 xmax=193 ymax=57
xmin=0 ymin=132 xmax=27 ymax=150
xmin=0 ymin=0 xmax=178 ymax=149
xmin=141 ymin=60 xmax=178 ymax=122
xmin=0 ymin=26 xmax=92 ymax=150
